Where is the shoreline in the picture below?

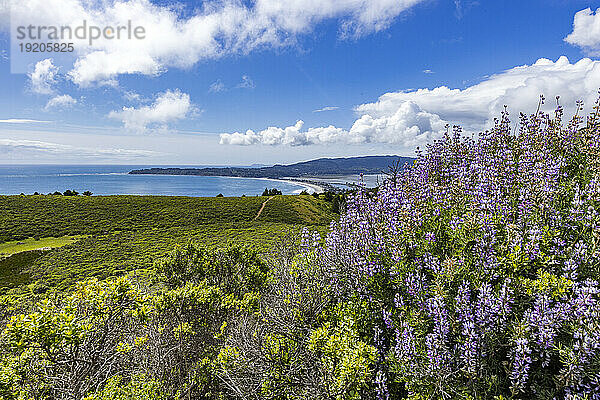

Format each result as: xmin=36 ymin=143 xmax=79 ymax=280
xmin=251 ymin=177 xmax=325 ymax=194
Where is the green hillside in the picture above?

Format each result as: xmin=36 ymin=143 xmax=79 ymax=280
xmin=0 ymin=195 xmax=335 ymax=292
xmin=0 ymin=195 xmax=269 ymax=242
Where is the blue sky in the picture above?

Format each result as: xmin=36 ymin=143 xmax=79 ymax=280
xmin=1 ymin=0 xmax=600 ymax=164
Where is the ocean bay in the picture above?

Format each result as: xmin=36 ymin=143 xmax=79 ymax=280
xmin=0 ymin=165 xmax=309 ymax=196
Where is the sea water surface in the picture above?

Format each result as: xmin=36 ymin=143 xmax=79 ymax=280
xmin=0 ymin=165 xmax=310 ymax=197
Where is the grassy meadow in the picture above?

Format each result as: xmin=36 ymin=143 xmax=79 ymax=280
xmin=0 ymin=236 xmax=84 ymax=257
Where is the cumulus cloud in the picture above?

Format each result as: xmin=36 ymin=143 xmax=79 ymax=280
xmin=108 ymin=89 xmax=191 ymax=132
xmin=357 ymin=56 xmax=600 ymax=132
xmin=565 ymin=8 xmax=600 ymax=55
xmin=221 ymin=57 xmax=600 ymax=147
xmin=220 ymin=101 xmax=444 ymax=146
xmin=44 ymin=94 xmax=77 ymax=111
xmin=220 ymin=120 xmax=343 ymax=146
xmin=29 ymin=59 xmax=58 ymax=94
xmin=5 ymin=0 xmax=426 ymax=86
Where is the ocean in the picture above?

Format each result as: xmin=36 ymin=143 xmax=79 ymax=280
xmin=0 ymin=165 xmax=313 ymax=197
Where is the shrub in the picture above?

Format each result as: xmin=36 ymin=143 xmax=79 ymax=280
xmin=0 ymin=245 xmax=269 ymax=399
xmin=263 ymin=188 xmax=282 ymax=196
xmin=83 ymin=375 xmax=166 ymax=400
xmin=299 ymin=98 xmax=600 ymax=398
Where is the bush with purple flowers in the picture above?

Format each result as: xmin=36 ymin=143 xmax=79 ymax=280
xmin=298 ymin=96 xmax=600 ymax=399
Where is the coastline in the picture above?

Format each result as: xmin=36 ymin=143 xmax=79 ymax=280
xmin=251 ymin=177 xmax=325 ymax=194
xmin=0 ymin=165 xmax=331 ymax=197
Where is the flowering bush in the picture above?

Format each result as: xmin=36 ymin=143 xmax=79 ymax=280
xmin=301 ymin=97 xmax=600 ymax=399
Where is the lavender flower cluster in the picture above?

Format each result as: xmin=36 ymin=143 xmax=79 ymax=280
xmin=303 ymin=97 xmax=600 ymax=399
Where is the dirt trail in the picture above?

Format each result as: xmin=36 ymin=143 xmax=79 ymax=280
xmin=254 ymin=196 xmax=274 ymax=221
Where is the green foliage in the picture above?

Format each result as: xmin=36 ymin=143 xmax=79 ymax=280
xmin=260 ymin=333 xmax=300 ymax=397
xmin=0 ymin=245 xmax=268 ymax=399
xmin=83 ymin=375 xmax=166 ymax=400
xmin=0 ymin=195 xmax=267 ymax=242
xmin=0 ymin=251 xmax=39 ymax=291
xmin=0 ymin=195 xmax=334 ymax=292
xmin=332 ymin=195 xmax=342 ymax=213
xmin=1 ymin=277 xmax=149 ymax=398
xmin=263 ymin=188 xmax=282 ymax=196
xmin=308 ymin=302 xmax=378 ymax=400
xmin=155 ymin=244 xmax=269 ymax=296
xmin=20 ymin=223 xmax=321 ymax=292
xmin=257 ymin=195 xmax=335 ymax=225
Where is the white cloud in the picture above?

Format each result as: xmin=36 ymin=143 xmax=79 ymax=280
xmin=565 ymin=8 xmax=600 ymax=55
xmin=45 ymin=94 xmax=77 ymax=111
xmin=454 ymin=0 xmax=463 ymax=19
xmin=314 ymin=106 xmax=339 ymax=112
xmin=255 ymin=0 xmax=423 ymax=37
xmin=236 ymin=75 xmax=255 ymax=89
xmin=0 ymin=0 xmax=10 ymax=29
xmin=423 ymin=69 xmax=434 ymax=74
xmin=452 ymin=0 xmax=478 ymax=20
xmin=6 ymin=0 xmax=426 ymax=86
xmin=357 ymin=56 xmax=600 ymax=132
xmin=209 ymin=79 xmax=226 ymax=93
xmin=29 ymin=59 xmax=58 ymax=94
xmin=220 ymin=120 xmax=347 ymax=146
xmin=221 ymin=56 xmax=600 ymax=147
xmin=220 ymin=101 xmax=444 ymax=146
xmin=123 ymin=91 xmax=143 ymax=102
xmin=0 ymin=138 xmax=157 ymax=158
xmin=0 ymin=119 xmax=51 ymax=123
xmin=108 ymin=89 xmax=191 ymax=132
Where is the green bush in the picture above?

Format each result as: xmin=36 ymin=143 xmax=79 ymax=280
xmin=84 ymin=375 xmax=166 ymax=400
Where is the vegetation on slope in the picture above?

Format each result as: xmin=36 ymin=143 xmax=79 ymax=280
xmin=0 ymin=195 xmax=335 ymax=292
xmin=0 ymin=251 xmax=40 ymax=289
xmin=0 ymin=196 xmax=268 ymax=242
xmin=2 ymin=99 xmax=600 ymax=399
xmin=0 ymin=236 xmax=83 ymax=257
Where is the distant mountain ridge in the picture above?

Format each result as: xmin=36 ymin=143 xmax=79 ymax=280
xmin=129 ymin=155 xmax=414 ymax=178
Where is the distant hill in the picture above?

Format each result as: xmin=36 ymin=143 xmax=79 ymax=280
xmin=129 ymin=155 xmax=414 ymax=178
